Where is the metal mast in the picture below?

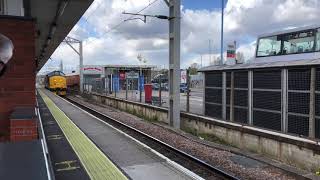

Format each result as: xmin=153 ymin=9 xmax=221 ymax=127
xmin=168 ymin=0 xmax=181 ymax=129
xmin=63 ymin=36 xmax=83 ymax=93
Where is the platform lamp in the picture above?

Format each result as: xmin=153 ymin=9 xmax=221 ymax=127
xmin=137 ymin=54 xmax=147 ymax=102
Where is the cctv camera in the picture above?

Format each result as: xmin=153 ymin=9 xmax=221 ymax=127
xmin=0 ymin=33 xmax=14 ymax=77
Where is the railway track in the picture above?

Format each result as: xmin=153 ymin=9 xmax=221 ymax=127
xmin=64 ymin=96 xmax=239 ymax=180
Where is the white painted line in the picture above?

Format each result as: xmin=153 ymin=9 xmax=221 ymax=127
xmin=36 ymin=96 xmax=52 ymax=180
xmin=54 ymin=93 xmax=204 ymax=180
xmin=41 ymin=139 xmax=52 ymax=180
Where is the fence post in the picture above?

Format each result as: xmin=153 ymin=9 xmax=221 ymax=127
xmin=159 ymin=75 xmax=162 ymax=106
xmin=126 ymin=78 xmax=128 ymax=100
xmin=230 ymin=71 xmax=234 ymax=122
xmin=248 ymin=70 xmax=253 ymax=125
xmin=281 ymin=68 xmax=288 ymax=133
xmin=186 ymin=69 xmax=190 ymax=112
xmin=309 ymin=67 xmax=316 ymax=138
xmin=222 ymin=71 xmax=226 ymax=120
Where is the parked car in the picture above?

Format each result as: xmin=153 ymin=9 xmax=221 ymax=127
xmin=180 ymin=83 xmax=190 ymax=93
xmin=151 ymin=74 xmax=168 ymax=83
xmin=162 ymin=83 xmax=168 ymax=91
xmin=152 ymin=83 xmax=159 ymax=90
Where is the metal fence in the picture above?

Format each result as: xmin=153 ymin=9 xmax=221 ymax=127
xmin=204 ymin=66 xmax=320 ymax=139
xmin=82 ymin=72 xmax=205 ymax=115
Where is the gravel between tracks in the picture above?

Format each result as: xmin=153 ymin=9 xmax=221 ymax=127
xmin=69 ymin=95 xmax=297 ymax=180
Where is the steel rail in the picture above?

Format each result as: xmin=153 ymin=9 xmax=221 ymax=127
xmin=65 ymin=97 xmax=239 ymax=180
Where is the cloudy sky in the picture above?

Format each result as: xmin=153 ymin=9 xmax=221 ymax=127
xmin=40 ymin=0 xmax=320 ymax=73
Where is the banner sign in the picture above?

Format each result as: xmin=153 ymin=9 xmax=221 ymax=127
xmin=139 ymin=76 xmax=144 ymax=91
xmin=119 ymin=72 xmax=126 ymax=80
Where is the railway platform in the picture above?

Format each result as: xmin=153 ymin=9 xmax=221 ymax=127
xmin=38 ymin=89 xmax=199 ymax=180
xmin=0 ymin=140 xmax=49 ymax=179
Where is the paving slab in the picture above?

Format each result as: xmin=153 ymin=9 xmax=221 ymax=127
xmin=0 ymin=140 xmax=48 ymax=180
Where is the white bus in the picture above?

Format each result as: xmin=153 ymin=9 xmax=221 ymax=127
xmin=255 ymin=25 xmax=320 ymax=63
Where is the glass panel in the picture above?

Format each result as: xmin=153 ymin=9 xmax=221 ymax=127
xmin=257 ymin=36 xmax=281 ymax=57
xmin=316 ymin=28 xmax=320 ymax=51
xmin=282 ymin=30 xmax=315 ymax=54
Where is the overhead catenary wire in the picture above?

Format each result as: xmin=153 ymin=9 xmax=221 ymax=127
xmin=83 ymin=0 xmax=160 ymax=46
xmin=72 ymin=0 xmax=104 ymax=37
xmin=49 ymin=0 xmax=161 ymax=71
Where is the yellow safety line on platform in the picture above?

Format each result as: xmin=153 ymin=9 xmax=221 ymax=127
xmin=39 ymin=90 xmax=128 ymax=180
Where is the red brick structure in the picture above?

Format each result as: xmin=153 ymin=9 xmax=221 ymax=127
xmin=9 ymin=106 xmax=37 ymax=142
xmin=0 ymin=17 xmax=36 ymax=141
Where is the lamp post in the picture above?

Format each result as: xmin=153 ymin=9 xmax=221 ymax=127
xmin=220 ymin=0 xmax=224 ymax=65
xmin=137 ymin=54 xmax=147 ymax=103
xmin=123 ymin=0 xmax=181 ymax=129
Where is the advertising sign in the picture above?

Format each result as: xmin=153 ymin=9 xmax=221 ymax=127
xmin=226 ymin=42 xmax=236 ymax=65
xmin=227 ymin=44 xmax=236 ymax=59
xmin=181 ymin=70 xmax=187 ymax=84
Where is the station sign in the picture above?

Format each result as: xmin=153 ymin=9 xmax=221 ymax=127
xmin=83 ymin=65 xmax=104 ymax=75
xmin=126 ymin=71 xmax=139 ymax=79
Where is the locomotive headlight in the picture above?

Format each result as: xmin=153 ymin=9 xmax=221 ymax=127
xmin=0 ymin=33 xmax=14 ymax=77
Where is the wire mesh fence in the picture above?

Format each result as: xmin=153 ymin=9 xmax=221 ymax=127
xmin=203 ymin=66 xmax=320 ymax=139
xmin=82 ymin=73 xmax=204 ymax=115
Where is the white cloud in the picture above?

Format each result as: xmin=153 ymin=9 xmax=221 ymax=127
xmin=41 ymin=0 xmax=320 ymax=74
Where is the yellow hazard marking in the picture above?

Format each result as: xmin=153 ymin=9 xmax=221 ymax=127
xmin=39 ymin=90 xmax=128 ymax=180
xmin=55 ymin=160 xmax=80 ymax=172
xmin=47 ymin=134 xmax=64 ymax=140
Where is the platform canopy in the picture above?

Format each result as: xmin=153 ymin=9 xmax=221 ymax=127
xmin=31 ymin=0 xmax=93 ymax=71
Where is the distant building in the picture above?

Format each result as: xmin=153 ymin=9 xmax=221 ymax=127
xmin=82 ymin=65 xmax=156 ymax=93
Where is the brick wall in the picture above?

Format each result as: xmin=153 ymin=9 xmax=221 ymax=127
xmin=0 ymin=17 xmax=35 ymax=141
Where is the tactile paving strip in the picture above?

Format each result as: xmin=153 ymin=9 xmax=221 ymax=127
xmin=39 ymin=90 xmax=128 ymax=180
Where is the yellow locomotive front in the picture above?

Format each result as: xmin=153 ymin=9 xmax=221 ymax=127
xmin=45 ymin=71 xmax=67 ymax=96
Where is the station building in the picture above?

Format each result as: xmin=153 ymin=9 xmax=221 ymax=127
xmin=82 ymin=65 xmax=156 ymax=93
xmin=200 ymin=25 xmax=320 ymax=139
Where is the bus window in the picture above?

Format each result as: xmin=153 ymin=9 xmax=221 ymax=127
xmin=282 ymin=30 xmax=315 ymax=54
xmin=257 ymin=36 xmax=281 ymax=57
xmin=316 ymin=29 xmax=320 ymax=51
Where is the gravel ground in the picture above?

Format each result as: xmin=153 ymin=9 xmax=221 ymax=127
xmin=69 ymin=95 xmax=298 ymax=180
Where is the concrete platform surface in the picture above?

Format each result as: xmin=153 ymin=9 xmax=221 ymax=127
xmin=0 ymin=140 xmax=48 ymax=180
xmin=40 ymin=90 xmax=128 ymax=180
xmin=42 ymin=89 xmax=195 ymax=180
